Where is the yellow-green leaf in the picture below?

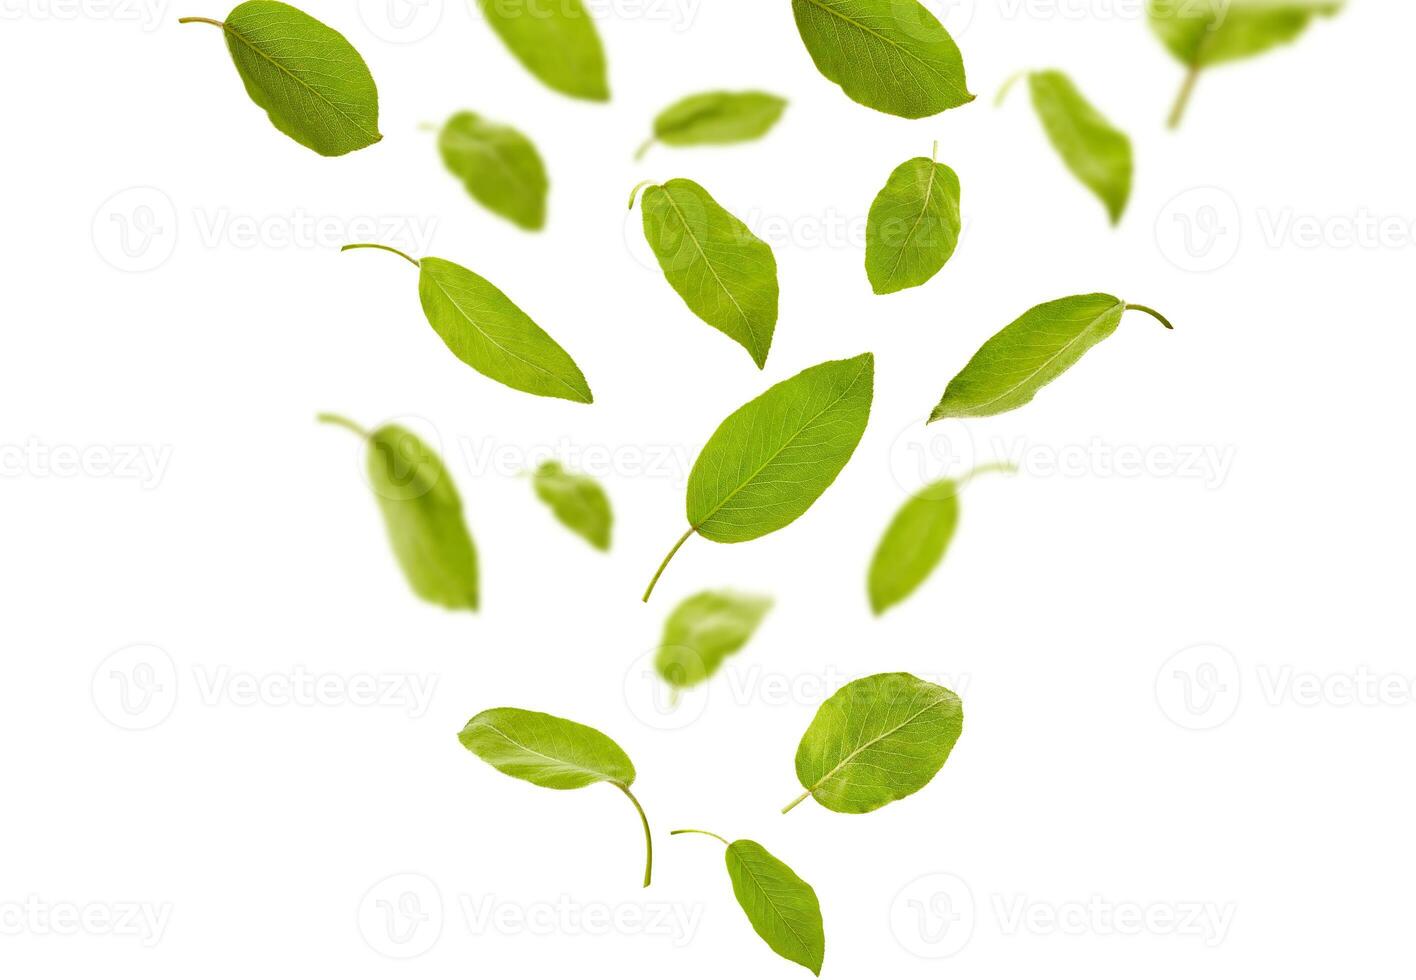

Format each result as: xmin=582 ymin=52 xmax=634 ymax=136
xmin=532 ymin=461 xmax=612 ymax=551
xmin=437 ymin=111 xmax=548 ymax=231
xmin=476 ymin=0 xmax=609 ymax=101
xmin=865 ymin=149 xmax=962 ymax=294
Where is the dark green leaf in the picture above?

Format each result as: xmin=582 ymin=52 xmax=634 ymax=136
xmin=791 ymin=0 xmax=974 ymax=118
xmin=929 ymin=294 xmax=1173 ymax=420
xmin=437 ymin=111 xmax=548 ymax=231
xmin=1026 ymin=70 xmax=1132 ymax=225
xmin=319 ymin=415 xmax=478 ymax=611
xmin=655 ymin=591 xmax=773 ymax=690
xmin=865 ymin=149 xmax=962 ymax=294
xmin=183 ymin=1 xmax=381 ymax=157
xmin=476 ymin=0 xmax=609 ymax=101
xmin=639 ymin=91 xmax=788 ymax=159
xmin=787 ymin=672 xmax=963 ymax=814
xmin=533 ymin=461 xmax=612 ymax=551
xmin=636 ymin=179 xmax=779 ymax=368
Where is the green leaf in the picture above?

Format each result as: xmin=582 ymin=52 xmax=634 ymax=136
xmin=671 ymin=830 xmax=824 ymax=975
xmin=319 ymin=415 xmax=478 ymax=611
xmin=341 ymin=244 xmax=593 ymax=405
xmin=1148 ymin=0 xmax=1344 ymax=127
xmin=868 ymin=481 xmax=959 ymax=615
xmin=476 ymin=0 xmax=609 ymax=101
xmin=437 ymin=111 xmax=548 ymax=231
xmin=865 ymin=146 xmax=962 ymax=294
xmin=458 ymin=707 xmax=654 ymax=887
xmin=181 ymin=2 xmax=381 ymax=157
xmin=532 ymin=460 xmax=612 ymax=551
xmin=638 ymin=91 xmax=788 ymax=160
xmin=1024 ymin=71 xmax=1132 ymax=225
xmin=655 ymin=591 xmax=773 ymax=690
xmin=928 ymin=294 xmax=1174 ymax=421
xmin=642 ymin=355 xmax=874 ymax=601
xmin=635 ymin=179 xmax=779 ymax=369
xmin=791 ymin=0 xmax=974 ymax=118
xmin=785 ymin=672 xmax=963 ymax=815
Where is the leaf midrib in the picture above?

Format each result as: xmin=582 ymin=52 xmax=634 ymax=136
xmin=796 ymin=0 xmax=970 ymax=102
xmin=806 ymin=692 xmax=955 ymax=797
xmin=475 ymin=721 xmax=624 ymax=785
xmin=658 ymin=185 xmax=764 ymax=359
xmin=963 ymin=301 xmax=1122 ymax=415
xmin=733 ymin=848 xmax=815 ymax=964
xmin=883 ymin=162 xmax=944 ymax=284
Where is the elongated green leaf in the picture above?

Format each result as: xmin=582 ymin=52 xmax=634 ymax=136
xmin=437 ymin=111 xmax=548 ymax=231
xmin=459 ymin=707 xmax=654 ymax=886
xmin=319 ymin=415 xmax=478 ymax=611
xmin=477 ymin=0 xmax=609 ymax=101
xmin=868 ymin=481 xmax=959 ymax=615
xmin=643 ymin=355 xmax=873 ymax=601
xmin=181 ymin=2 xmax=381 ymax=157
xmin=533 ymin=460 xmax=612 ymax=551
xmin=929 ymin=294 xmax=1173 ymax=421
xmin=791 ymin=0 xmax=974 ymax=118
xmin=636 ymin=179 xmax=778 ymax=368
xmin=655 ymin=591 xmax=773 ymax=690
xmin=638 ymin=91 xmax=788 ymax=159
xmin=1149 ymin=0 xmax=1344 ymax=127
xmin=787 ymin=672 xmax=963 ymax=814
xmin=865 ymin=148 xmax=961 ymax=294
xmin=1025 ymin=71 xmax=1132 ymax=225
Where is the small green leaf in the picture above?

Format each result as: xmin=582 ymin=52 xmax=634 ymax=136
xmin=791 ymin=0 xmax=974 ymax=118
xmin=643 ymin=355 xmax=874 ymax=601
xmin=672 ymin=830 xmax=825 ymax=975
xmin=476 ymin=0 xmax=609 ymax=101
xmin=655 ymin=591 xmax=773 ymax=690
xmin=865 ymin=146 xmax=962 ymax=294
xmin=635 ymin=179 xmax=779 ymax=369
xmin=532 ymin=461 xmax=612 ymax=551
xmin=181 ymin=2 xmax=381 ymax=157
xmin=459 ymin=707 xmax=653 ymax=887
xmin=1149 ymin=0 xmax=1344 ymax=127
xmin=638 ymin=91 xmax=788 ymax=160
xmin=929 ymin=295 xmax=1174 ymax=421
xmin=785 ymin=672 xmax=963 ymax=815
xmin=1021 ymin=70 xmax=1132 ymax=225
xmin=437 ymin=111 xmax=548 ymax=231
xmin=319 ymin=414 xmax=478 ymax=611
xmin=342 ymin=244 xmax=593 ymax=405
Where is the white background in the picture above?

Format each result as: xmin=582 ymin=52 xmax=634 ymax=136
xmin=2 ymin=0 xmax=1411 ymax=976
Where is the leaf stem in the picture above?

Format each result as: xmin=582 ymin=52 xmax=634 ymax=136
xmin=341 ymin=243 xmax=420 ymax=268
xmin=177 ymin=16 xmax=225 ymax=28
xmin=781 ymin=790 xmax=811 ymax=815
xmin=1167 ymin=64 xmax=1202 ymax=130
xmin=615 ymin=783 xmax=653 ymax=888
xmin=1124 ymin=303 xmax=1176 ymax=331
xmin=417 ymin=122 xmax=440 ymax=133
xmin=316 ymin=413 xmax=370 ymax=440
xmin=931 ymin=140 xmax=939 ymax=163
xmin=627 ymin=180 xmax=654 ymax=211
xmin=642 ymin=527 xmax=694 ymax=603
xmin=634 ymin=138 xmax=655 ymax=162
xmin=670 ymin=828 xmax=729 ymax=846
xmin=957 ymin=461 xmax=1019 ymax=487
xmin=994 ymin=70 xmax=1026 ymax=107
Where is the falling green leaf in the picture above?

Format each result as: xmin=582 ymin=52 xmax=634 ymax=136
xmin=791 ymin=0 xmax=974 ymax=118
xmin=532 ymin=460 xmax=612 ymax=551
xmin=180 ymin=1 xmax=381 ymax=157
xmin=459 ymin=707 xmax=653 ymax=887
xmin=318 ymin=414 xmax=477 ymax=611
xmin=632 ymin=179 xmax=779 ymax=369
xmin=342 ymin=244 xmax=593 ymax=404
xmin=1148 ymin=0 xmax=1344 ymax=127
xmin=637 ymin=91 xmax=788 ymax=160
xmin=929 ymin=294 xmax=1173 ymax=421
xmin=785 ymin=673 xmax=963 ymax=815
xmin=865 ymin=144 xmax=962 ymax=295
xmin=655 ymin=591 xmax=773 ymax=690
xmin=868 ymin=465 xmax=1013 ymax=615
xmin=1000 ymin=70 xmax=1132 ymax=225
xmin=643 ymin=355 xmax=874 ymax=602
xmin=476 ymin=0 xmax=609 ymax=101
xmin=436 ymin=111 xmax=548 ymax=231
xmin=672 ymin=830 xmax=825 ymax=975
